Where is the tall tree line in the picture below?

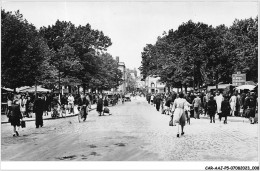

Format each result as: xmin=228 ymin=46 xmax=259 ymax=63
xmin=139 ymin=18 xmax=258 ymax=91
xmin=1 ymin=9 xmax=123 ymax=93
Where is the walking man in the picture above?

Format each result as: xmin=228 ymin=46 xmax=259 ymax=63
xmin=33 ymin=94 xmax=45 ymax=128
xmin=207 ymin=96 xmax=217 ymax=123
xmin=193 ymin=94 xmax=201 ymax=119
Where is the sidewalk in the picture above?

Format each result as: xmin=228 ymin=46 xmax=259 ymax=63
xmin=1 ymin=104 xmax=97 ymax=124
xmin=199 ymin=112 xmax=258 ymax=123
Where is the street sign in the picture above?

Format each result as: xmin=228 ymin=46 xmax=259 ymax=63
xmin=232 ymin=73 xmax=246 ymax=86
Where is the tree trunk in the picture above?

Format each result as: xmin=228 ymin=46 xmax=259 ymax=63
xmin=83 ymin=84 xmax=86 ymax=94
xmin=68 ymin=86 xmax=71 ymax=93
xmin=216 ymin=69 xmax=219 ymax=92
xmin=35 ymin=81 xmax=37 ymax=97
xmin=185 ymin=84 xmax=187 ymax=93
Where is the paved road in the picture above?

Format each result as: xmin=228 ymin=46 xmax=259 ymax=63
xmin=1 ymin=97 xmax=258 ymax=161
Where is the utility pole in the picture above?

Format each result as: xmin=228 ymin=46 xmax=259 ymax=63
xmin=58 ymin=62 xmax=61 ymax=99
xmin=193 ymin=58 xmax=195 ymax=91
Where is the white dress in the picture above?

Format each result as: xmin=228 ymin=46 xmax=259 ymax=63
xmin=171 ymin=98 xmax=189 ymax=124
xmin=229 ymin=95 xmax=237 ymax=112
xmin=215 ymin=95 xmax=224 ymax=113
xmin=20 ymin=99 xmax=27 ymax=112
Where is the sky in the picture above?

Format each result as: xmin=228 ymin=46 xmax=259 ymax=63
xmin=2 ymin=0 xmax=258 ymax=73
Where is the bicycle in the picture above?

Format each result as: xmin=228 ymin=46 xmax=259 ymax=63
xmin=51 ymin=105 xmax=59 ymax=118
xmin=78 ymin=105 xmax=90 ymax=122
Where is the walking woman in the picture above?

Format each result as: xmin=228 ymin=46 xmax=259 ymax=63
xmin=7 ymin=94 xmax=13 ymax=116
xmin=103 ymin=96 xmax=110 ymax=115
xmin=171 ymin=92 xmax=189 ymax=137
xmin=9 ymin=96 xmax=23 ymax=137
xmin=19 ymin=95 xmax=27 ymax=118
xmin=97 ymin=95 xmax=103 ymax=116
xmin=229 ymin=93 xmax=237 ymax=116
xmin=215 ymin=91 xmax=224 ymax=121
xmin=207 ymin=96 xmax=217 ymax=123
xmin=221 ymin=95 xmax=231 ymax=124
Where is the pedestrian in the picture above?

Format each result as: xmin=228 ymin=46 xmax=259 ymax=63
xmin=207 ymin=96 xmax=217 ymax=123
xmin=60 ymin=94 xmax=68 ymax=117
xmin=7 ymin=94 xmax=13 ymax=116
xmin=244 ymin=93 xmax=256 ymax=124
xmin=204 ymin=91 xmax=210 ymax=116
xmin=33 ymin=94 xmax=45 ymax=128
xmin=8 ymin=95 xmax=23 ymax=137
xmin=96 ymin=95 xmax=103 ymax=116
xmin=103 ymin=96 xmax=111 ymax=115
xmin=147 ymin=93 xmax=151 ymax=104
xmin=192 ymin=93 xmax=201 ymax=119
xmin=150 ymin=94 xmax=154 ymax=105
xmin=78 ymin=93 xmax=89 ymax=121
xmin=43 ymin=94 xmax=48 ymax=116
xmin=171 ymin=92 xmax=189 ymax=137
xmin=229 ymin=93 xmax=237 ymax=116
xmin=27 ymin=96 xmax=34 ymax=118
xmin=67 ymin=93 xmax=75 ymax=114
xmin=19 ymin=94 xmax=27 ymax=118
xmin=45 ymin=92 xmax=52 ymax=116
xmin=155 ymin=94 xmax=161 ymax=112
xmin=215 ymin=91 xmax=224 ymax=121
xmin=221 ymin=95 xmax=231 ymax=124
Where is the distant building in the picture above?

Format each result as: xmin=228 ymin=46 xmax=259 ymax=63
xmin=145 ymin=76 xmax=166 ymax=93
xmin=117 ymin=61 xmax=126 ymax=93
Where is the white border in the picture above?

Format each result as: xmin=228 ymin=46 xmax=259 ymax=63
xmin=1 ymin=161 xmax=259 ymax=170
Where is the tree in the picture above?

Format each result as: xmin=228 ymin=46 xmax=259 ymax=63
xmin=89 ymin=53 xmax=123 ymax=91
xmin=40 ymin=21 xmax=113 ymax=92
xmin=1 ymin=10 xmax=47 ymax=91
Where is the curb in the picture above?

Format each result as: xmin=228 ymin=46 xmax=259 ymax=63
xmin=1 ymin=108 xmax=97 ymax=124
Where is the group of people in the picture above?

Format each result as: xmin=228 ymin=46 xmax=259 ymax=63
xmin=146 ymin=90 xmax=258 ymax=138
xmin=6 ymin=91 xmax=127 ymax=137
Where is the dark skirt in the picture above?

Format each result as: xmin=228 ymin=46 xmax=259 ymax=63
xmin=156 ymin=102 xmax=160 ymax=111
xmin=96 ymin=100 xmax=103 ymax=112
xmin=9 ymin=116 xmax=21 ymax=127
xmin=249 ymin=108 xmax=256 ymax=118
xmin=221 ymin=111 xmax=229 ymax=117
xmin=179 ymin=113 xmax=186 ymax=126
xmin=35 ymin=111 xmax=43 ymax=126
xmin=104 ymin=100 xmax=109 ymax=107
xmin=208 ymin=110 xmax=216 ymax=117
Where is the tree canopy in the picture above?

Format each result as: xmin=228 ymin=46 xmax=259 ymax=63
xmin=139 ymin=18 xmax=258 ymax=90
xmin=2 ymin=9 xmax=122 ymax=92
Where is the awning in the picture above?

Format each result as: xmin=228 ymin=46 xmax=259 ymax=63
xmin=235 ymin=85 xmax=256 ymax=90
xmin=19 ymin=86 xmax=51 ymax=93
xmin=207 ymin=84 xmax=232 ymax=91
xmin=1 ymin=87 xmax=13 ymax=92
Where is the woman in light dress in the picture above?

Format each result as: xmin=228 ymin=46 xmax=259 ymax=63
xmin=214 ymin=91 xmax=224 ymax=121
xmin=19 ymin=95 xmax=27 ymax=118
xmin=229 ymin=93 xmax=237 ymax=116
xmin=171 ymin=92 xmax=190 ymax=138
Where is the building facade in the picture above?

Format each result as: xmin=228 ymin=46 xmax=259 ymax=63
xmin=145 ymin=76 xmax=166 ymax=93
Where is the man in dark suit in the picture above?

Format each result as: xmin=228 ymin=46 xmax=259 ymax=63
xmin=33 ymin=94 xmax=45 ymax=128
xmin=78 ymin=93 xmax=89 ymax=121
